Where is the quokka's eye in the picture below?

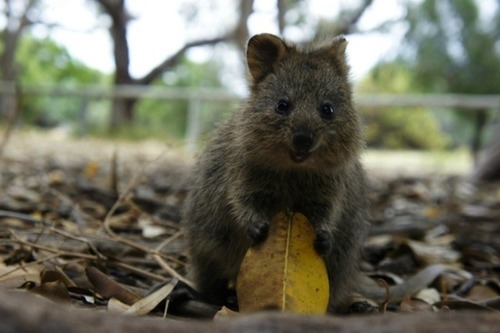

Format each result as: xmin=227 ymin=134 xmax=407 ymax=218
xmin=319 ymin=103 xmax=335 ymax=119
xmin=275 ymin=100 xmax=291 ymax=115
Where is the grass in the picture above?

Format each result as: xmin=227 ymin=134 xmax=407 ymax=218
xmin=362 ymin=149 xmax=473 ymax=177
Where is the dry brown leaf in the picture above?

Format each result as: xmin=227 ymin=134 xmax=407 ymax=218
xmin=0 ymin=262 xmax=42 ymax=288
xmin=86 ymin=267 xmax=141 ymax=305
xmin=213 ymin=306 xmax=239 ymax=320
xmin=123 ymin=279 xmax=176 ymax=316
xmin=84 ymin=160 xmax=100 ymax=179
xmin=108 ymin=297 xmax=132 ymax=313
xmin=236 ymin=212 xmax=329 ymax=314
xmin=466 ymin=284 xmax=499 ymax=302
xmin=404 ymin=239 xmax=461 ymax=264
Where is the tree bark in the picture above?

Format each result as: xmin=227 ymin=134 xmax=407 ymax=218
xmin=472 ymin=118 xmax=500 ymax=182
xmin=0 ymin=0 xmax=36 ymax=120
xmin=277 ymin=0 xmax=286 ymax=35
xmin=96 ymin=0 xmax=230 ymax=131
xmin=233 ymin=0 xmax=254 ymax=51
xmin=470 ymin=109 xmax=487 ymax=165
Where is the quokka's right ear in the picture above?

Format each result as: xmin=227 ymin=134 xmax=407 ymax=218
xmin=246 ymin=33 xmax=288 ymax=84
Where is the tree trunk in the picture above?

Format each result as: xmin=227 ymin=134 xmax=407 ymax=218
xmin=0 ymin=0 xmax=36 ymax=120
xmin=470 ymin=109 xmax=487 ymax=165
xmin=472 ymin=118 xmax=500 ymax=182
xmin=109 ymin=95 xmax=137 ymax=131
xmin=96 ymin=0 xmax=136 ymax=130
xmin=234 ymin=0 xmax=254 ymax=51
xmin=96 ymin=0 xmax=230 ymax=132
xmin=277 ymin=0 xmax=286 ymax=35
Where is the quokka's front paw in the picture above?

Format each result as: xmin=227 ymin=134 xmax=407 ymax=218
xmin=247 ymin=219 xmax=269 ymax=244
xmin=314 ymin=229 xmax=333 ymax=255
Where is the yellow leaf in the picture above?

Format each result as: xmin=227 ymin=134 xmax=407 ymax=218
xmin=84 ymin=160 xmax=100 ymax=178
xmin=236 ymin=212 xmax=329 ymax=314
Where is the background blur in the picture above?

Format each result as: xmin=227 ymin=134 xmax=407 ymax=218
xmin=0 ymin=0 xmax=499 ymax=178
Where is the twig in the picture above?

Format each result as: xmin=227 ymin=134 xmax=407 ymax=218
xmin=0 ymin=253 xmax=60 ymax=280
xmin=8 ymin=230 xmax=98 ymax=260
xmin=377 ymin=278 xmax=390 ymax=313
xmin=49 ymin=227 xmax=107 ymax=261
xmin=0 ymin=209 xmax=53 ymax=226
xmin=152 ymin=253 xmax=194 ymax=288
xmin=109 ymin=261 xmax=166 ymax=282
xmin=154 ymin=230 xmax=183 ymax=252
xmin=101 ymin=148 xmax=191 ymax=285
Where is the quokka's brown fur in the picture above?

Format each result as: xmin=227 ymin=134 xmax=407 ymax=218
xmin=182 ymin=33 xmax=369 ymax=312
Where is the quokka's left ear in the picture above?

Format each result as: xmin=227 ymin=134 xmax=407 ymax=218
xmin=246 ymin=33 xmax=289 ymax=84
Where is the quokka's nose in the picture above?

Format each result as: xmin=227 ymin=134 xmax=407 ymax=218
xmin=292 ymin=130 xmax=314 ymax=151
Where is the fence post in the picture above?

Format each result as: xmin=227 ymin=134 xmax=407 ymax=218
xmin=77 ymin=94 xmax=89 ymax=138
xmin=185 ymin=97 xmax=202 ymax=155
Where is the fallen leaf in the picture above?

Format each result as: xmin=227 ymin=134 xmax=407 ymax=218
xmin=414 ymin=288 xmax=441 ymax=304
xmin=124 ymin=279 xmax=177 ymax=315
xmin=86 ymin=267 xmax=141 ymax=305
xmin=0 ymin=262 xmax=42 ymax=288
xmin=213 ymin=306 xmax=239 ymax=320
xmin=404 ymin=239 xmax=461 ymax=264
xmin=466 ymin=284 xmax=499 ymax=302
xmin=236 ymin=212 xmax=329 ymax=314
xmin=84 ymin=160 xmax=100 ymax=179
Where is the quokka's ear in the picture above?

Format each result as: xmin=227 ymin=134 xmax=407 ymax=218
xmin=329 ymin=36 xmax=348 ymax=59
xmin=246 ymin=33 xmax=288 ymax=84
xmin=320 ymin=36 xmax=349 ymax=75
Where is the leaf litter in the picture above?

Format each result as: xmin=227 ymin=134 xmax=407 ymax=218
xmin=0 ymin=131 xmax=498 ymax=319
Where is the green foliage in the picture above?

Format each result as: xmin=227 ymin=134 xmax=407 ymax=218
xmin=403 ymin=0 xmax=500 ymax=95
xmin=129 ymin=57 xmax=233 ymax=141
xmin=362 ymin=107 xmax=450 ymax=149
xmin=14 ymin=35 xmax=107 ymax=126
xmin=401 ymin=0 xmax=500 ymax=153
xmin=359 ymin=61 xmax=451 ymax=150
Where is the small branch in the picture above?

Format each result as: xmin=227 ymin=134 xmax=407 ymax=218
xmin=109 ymin=261 xmax=166 ymax=282
xmin=8 ymin=230 xmax=98 ymax=260
xmin=152 ymin=253 xmax=194 ymax=288
xmin=337 ymin=0 xmax=375 ymax=35
xmin=0 ymin=253 xmax=60 ymax=280
xmin=136 ymin=35 xmax=230 ymax=86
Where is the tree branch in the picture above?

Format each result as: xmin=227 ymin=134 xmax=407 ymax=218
xmin=136 ymin=35 xmax=230 ymax=86
xmin=336 ymin=0 xmax=375 ymax=35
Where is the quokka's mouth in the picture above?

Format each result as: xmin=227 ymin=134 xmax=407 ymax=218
xmin=290 ymin=150 xmax=310 ymax=163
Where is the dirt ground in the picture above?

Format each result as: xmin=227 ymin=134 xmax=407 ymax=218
xmin=0 ymin=129 xmax=498 ymax=321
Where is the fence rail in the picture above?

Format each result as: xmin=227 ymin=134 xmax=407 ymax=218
xmin=1 ymin=82 xmax=499 ymax=109
xmin=0 ymin=82 xmax=499 ymax=152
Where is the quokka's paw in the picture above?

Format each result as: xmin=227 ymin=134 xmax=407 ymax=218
xmin=314 ymin=229 xmax=333 ymax=255
xmin=247 ymin=219 xmax=269 ymax=244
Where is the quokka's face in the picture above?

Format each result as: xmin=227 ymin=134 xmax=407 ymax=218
xmin=240 ymin=51 xmax=363 ymax=172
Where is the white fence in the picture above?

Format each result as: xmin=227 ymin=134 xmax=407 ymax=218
xmin=0 ymin=82 xmax=499 ymax=153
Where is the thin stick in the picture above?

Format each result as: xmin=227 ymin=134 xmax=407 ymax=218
xmin=0 ymin=210 xmax=52 ymax=226
xmin=8 ymin=230 xmax=98 ymax=260
xmin=0 ymin=253 xmax=60 ymax=280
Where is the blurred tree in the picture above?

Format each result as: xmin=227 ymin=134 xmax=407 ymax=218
xmin=131 ymin=57 xmax=227 ymax=141
xmin=359 ymin=61 xmax=451 ymax=149
xmin=95 ymin=0 xmax=234 ymax=131
xmin=234 ymin=0 xmax=254 ymax=50
xmin=16 ymin=36 xmax=105 ymax=126
xmin=315 ymin=0 xmax=374 ymax=38
xmin=0 ymin=0 xmax=39 ymax=120
xmin=401 ymin=0 xmax=500 ymax=162
xmin=472 ymin=120 xmax=500 ymax=181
